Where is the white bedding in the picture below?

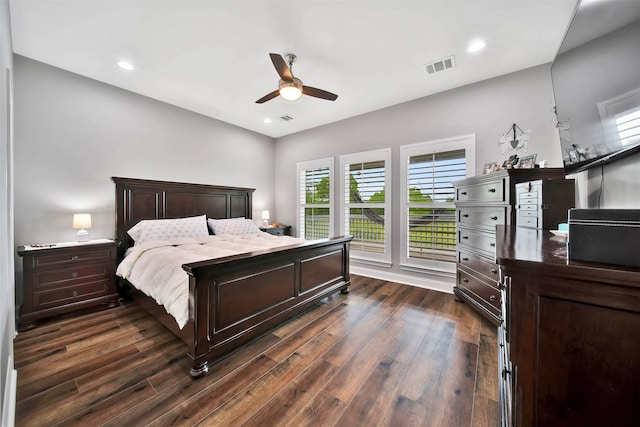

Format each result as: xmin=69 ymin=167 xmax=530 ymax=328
xmin=116 ymin=233 xmax=304 ymax=329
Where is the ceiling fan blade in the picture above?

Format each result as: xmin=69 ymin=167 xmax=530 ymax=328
xmin=269 ymin=53 xmax=294 ymax=82
xmin=255 ymin=89 xmax=280 ymax=104
xmin=303 ymin=86 xmax=338 ymax=101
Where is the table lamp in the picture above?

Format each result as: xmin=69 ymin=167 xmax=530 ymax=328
xmin=262 ymin=210 xmax=270 ymax=227
xmin=73 ymin=213 xmax=92 ymax=242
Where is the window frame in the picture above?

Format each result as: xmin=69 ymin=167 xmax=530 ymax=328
xmin=340 ymin=148 xmax=392 ymax=266
xmin=296 ymin=157 xmax=334 ymax=239
xmin=399 ymin=134 xmax=475 ymax=273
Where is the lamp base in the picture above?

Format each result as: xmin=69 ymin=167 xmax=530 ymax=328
xmin=76 ymin=229 xmax=90 ymax=242
xmin=263 ymin=219 xmax=270 ymax=227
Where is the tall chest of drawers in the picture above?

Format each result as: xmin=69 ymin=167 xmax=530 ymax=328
xmin=453 ymin=168 xmax=566 ymax=324
xmin=17 ymin=239 xmax=120 ymax=330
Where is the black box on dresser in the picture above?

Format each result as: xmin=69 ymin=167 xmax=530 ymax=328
xmin=568 ymin=208 xmax=640 ymax=268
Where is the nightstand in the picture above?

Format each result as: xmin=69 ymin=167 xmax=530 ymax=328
xmin=259 ymin=225 xmax=291 ymax=236
xmin=17 ymin=239 xmax=120 ymax=330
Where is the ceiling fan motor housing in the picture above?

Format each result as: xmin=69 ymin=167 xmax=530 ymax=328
xmin=279 ymin=77 xmax=303 ymax=100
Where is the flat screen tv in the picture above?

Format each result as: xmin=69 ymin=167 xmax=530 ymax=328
xmin=550 ymin=0 xmax=640 ymax=175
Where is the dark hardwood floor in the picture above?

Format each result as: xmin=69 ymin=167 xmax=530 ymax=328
xmin=14 ymin=275 xmax=498 ymax=426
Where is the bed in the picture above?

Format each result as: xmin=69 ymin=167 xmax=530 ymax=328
xmin=112 ymin=177 xmax=351 ymax=378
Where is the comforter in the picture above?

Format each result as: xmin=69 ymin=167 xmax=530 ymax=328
xmin=116 ymin=233 xmax=304 ymax=328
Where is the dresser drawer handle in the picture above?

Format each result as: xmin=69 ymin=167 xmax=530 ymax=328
xmin=462 ymin=257 xmax=469 ymax=261
xmin=490 ymin=243 xmax=496 ymax=247
xmin=71 ymin=272 xmax=78 ymax=278
xmin=490 ymin=269 xmax=498 ymax=274
xmin=488 ymin=188 xmax=496 ymax=193
xmin=71 ymin=255 xmax=79 ymax=261
xmin=462 ymin=214 xmax=469 ymax=218
xmin=490 ymin=295 xmax=497 ymax=301
xmin=462 ymin=236 xmax=469 ymax=240
xmin=490 ymin=216 xmax=498 ymax=220
xmin=462 ymin=278 xmax=469 ymax=283
xmin=72 ymin=290 xmax=78 ymax=297
xmin=461 ymin=191 xmax=467 ymax=195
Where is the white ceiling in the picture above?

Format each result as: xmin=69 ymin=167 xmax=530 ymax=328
xmin=9 ymin=0 xmax=579 ymax=138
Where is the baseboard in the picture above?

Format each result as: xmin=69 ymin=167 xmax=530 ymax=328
xmin=349 ymin=265 xmax=454 ymax=294
xmin=2 ymin=355 xmax=16 ymax=427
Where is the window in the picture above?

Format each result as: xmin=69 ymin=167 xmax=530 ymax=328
xmin=340 ymin=149 xmax=391 ymax=265
xmin=297 ymin=158 xmax=334 ymax=239
xmin=598 ymin=88 xmax=640 ymax=148
xmin=400 ymin=135 xmax=475 ymax=271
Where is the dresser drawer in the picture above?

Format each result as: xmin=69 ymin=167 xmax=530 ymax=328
xmin=33 ymin=263 xmax=111 ymax=289
xmin=458 ymin=249 xmax=499 ymax=284
xmin=458 ymin=228 xmax=497 ymax=258
xmin=457 ymin=206 xmax=508 ymax=229
xmin=456 ymin=179 xmax=506 ymax=203
xmin=31 ymin=248 xmax=113 ymax=268
xmin=456 ymin=269 xmax=501 ymax=316
xmin=516 ymin=216 xmax=539 ymax=228
xmin=33 ymin=279 xmax=111 ymax=310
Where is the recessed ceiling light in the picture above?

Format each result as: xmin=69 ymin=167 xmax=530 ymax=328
xmin=467 ymin=39 xmax=486 ymax=53
xmin=117 ymin=60 xmax=134 ymax=71
xmin=263 ymin=118 xmax=272 ymax=124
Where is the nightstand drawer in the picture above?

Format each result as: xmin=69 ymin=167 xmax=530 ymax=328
xmin=33 ymin=263 xmax=111 ymax=289
xmin=31 ymin=248 xmax=113 ymax=268
xmin=33 ymin=279 xmax=111 ymax=310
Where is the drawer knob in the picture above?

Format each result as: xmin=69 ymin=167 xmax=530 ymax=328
xmin=72 ymin=290 xmax=78 ymax=297
xmin=490 ymin=216 xmax=498 ymax=221
xmin=71 ymin=272 xmax=78 ymax=278
xmin=490 ymin=243 xmax=496 ymax=247
xmin=71 ymin=255 xmax=79 ymax=261
xmin=462 ymin=278 xmax=469 ymax=283
xmin=462 ymin=257 xmax=469 ymax=261
xmin=461 ymin=191 xmax=467 ymax=195
xmin=490 ymin=269 xmax=498 ymax=274
xmin=488 ymin=188 xmax=496 ymax=193
xmin=490 ymin=295 xmax=497 ymax=301
xmin=462 ymin=214 xmax=469 ymax=218
xmin=462 ymin=236 xmax=469 ymax=240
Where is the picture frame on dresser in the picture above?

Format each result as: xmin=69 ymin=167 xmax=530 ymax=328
xmin=518 ymin=154 xmax=537 ymax=169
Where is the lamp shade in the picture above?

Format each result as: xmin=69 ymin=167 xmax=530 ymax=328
xmin=262 ymin=210 xmax=270 ymax=220
xmin=72 ymin=213 xmax=92 ymax=229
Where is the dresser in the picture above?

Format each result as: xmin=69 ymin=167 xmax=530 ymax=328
xmin=453 ymin=168 xmax=566 ymax=325
xmin=495 ymin=226 xmax=640 ymax=426
xmin=17 ymin=239 xmax=119 ymax=330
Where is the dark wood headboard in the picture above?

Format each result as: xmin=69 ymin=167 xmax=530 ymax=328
xmin=112 ymin=177 xmax=254 ymax=260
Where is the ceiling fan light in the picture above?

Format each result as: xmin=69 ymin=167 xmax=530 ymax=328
xmin=279 ymin=79 xmax=303 ymax=101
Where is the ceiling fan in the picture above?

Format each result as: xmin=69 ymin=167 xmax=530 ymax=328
xmin=255 ymin=53 xmax=338 ymax=104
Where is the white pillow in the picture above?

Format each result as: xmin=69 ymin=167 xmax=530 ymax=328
xmin=128 ymin=214 xmax=209 ymax=245
xmin=208 ymin=217 xmax=261 ymax=235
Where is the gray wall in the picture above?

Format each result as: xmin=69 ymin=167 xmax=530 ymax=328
xmin=1 ymin=0 xmax=15 ymax=422
xmin=13 ymin=56 xmax=276 ymax=274
xmin=274 ymin=64 xmax=565 ymax=289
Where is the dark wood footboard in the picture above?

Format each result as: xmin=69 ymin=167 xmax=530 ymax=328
xmin=183 ymin=236 xmax=351 ymax=378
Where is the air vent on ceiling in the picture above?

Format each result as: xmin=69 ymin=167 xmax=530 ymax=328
xmin=425 ymin=55 xmax=455 ymax=75
xmin=280 ymin=115 xmax=294 ymax=121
